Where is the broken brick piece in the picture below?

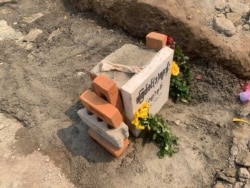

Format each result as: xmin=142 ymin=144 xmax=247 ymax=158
xmin=92 ymin=75 xmax=124 ymax=113
xmin=146 ymin=32 xmax=167 ymax=51
xmin=79 ymin=90 xmax=123 ymax=128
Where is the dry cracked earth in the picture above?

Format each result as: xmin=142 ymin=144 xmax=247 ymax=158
xmin=0 ymin=0 xmax=250 ymax=188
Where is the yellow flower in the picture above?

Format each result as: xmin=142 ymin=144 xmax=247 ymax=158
xmin=171 ymin=61 xmax=179 ymax=76
xmin=131 ymin=102 xmax=150 ymax=130
xmin=135 ymin=124 xmax=145 ymax=130
xmin=141 ymin=102 xmax=150 ymax=110
xmin=132 ymin=117 xmax=139 ymax=127
xmin=138 ymin=102 xmax=149 ymax=118
xmin=139 ymin=108 xmax=148 ymax=118
xmin=131 ymin=115 xmax=145 ymax=130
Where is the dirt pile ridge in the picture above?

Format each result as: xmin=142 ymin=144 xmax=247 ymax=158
xmin=71 ymin=0 xmax=250 ymax=79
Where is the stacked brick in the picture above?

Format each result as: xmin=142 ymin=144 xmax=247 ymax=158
xmin=78 ymin=75 xmax=129 ymax=157
xmin=77 ymin=31 xmax=171 ymax=157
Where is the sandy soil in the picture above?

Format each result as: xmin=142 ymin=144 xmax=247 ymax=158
xmin=0 ymin=0 xmax=248 ymax=187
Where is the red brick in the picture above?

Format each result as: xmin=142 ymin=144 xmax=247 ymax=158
xmin=146 ymin=32 xmax=167 ymax=51
xmin=79 ymin=90 xmax=123 ymax=128
xmin=92 ymin=75 xmax=124 ymax=113
xmin=88 ymin=129 xmax=129 ymax=157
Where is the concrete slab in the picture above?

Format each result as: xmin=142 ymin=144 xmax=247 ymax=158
xmin=77 ymin=108 xmax=129 ymax=149
xmin=90 ymin=44 xmax=156 ymax=87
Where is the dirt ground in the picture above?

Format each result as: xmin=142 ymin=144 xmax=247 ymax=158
xmin=0 ymin=0 xmax=249 ymax=188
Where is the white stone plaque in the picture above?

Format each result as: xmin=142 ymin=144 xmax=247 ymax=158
xmin=120 ymin=46 xmax=174 ymax=121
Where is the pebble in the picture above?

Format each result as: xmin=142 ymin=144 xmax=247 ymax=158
xmin=174 ymin=119 xmax=181 ymax=126
xmin=235 ymin=151 xmax=250 ymax=166
xmin=213 ymin=16 xmax=236 ymax=36
xmin=213 ymin=1 xmax=250 ymax=36
xmin=214 ymin=181 xmax=225 ymax=188
xmin=238 ymin=168 xmax=250 ymax=179
xmin=215 ymin=0 xmax=226 ymax=11
xmin=234 ymin=182 xmax=244 ymax=188
xmin=44 ymin=157 xmax=50 ymax=163
xmin=226 ymin=12 xmax=242 ymax=26
xmin=223 ymin=167 xmax=236 ymax=177
xmin=77 ymin=72 xmax=85 ymax=77
xmin=230 ymin=145 xmax=238 ymax=156
xmin=243 ymin=24 xmax=250 ymax=31
xmin=228 ymin=2 xmax=249 ymax=16
xmin=217 ymin=171 xmax=236 ymax=184
xmin=0 ymin=124 xmax=6 ymax=130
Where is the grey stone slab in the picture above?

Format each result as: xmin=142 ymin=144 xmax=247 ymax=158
xmin=90 ymin=44 xmax=156 ymax=88
xmin=77 ymin=108 xmax=129 ymax=148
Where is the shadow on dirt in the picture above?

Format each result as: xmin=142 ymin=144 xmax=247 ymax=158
xmin=61 ymin=0 xmax=77 ymax=13
xmin=0 ymin=0 xmax=17 ymax=7
xmin=57 ymin=102 xmax=115 ymax=163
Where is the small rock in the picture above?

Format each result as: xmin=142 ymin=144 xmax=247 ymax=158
xmin=44 ymin=157 xmax=50 ymax=163
xmin=230 ymin=145 xmax=238 ymax=156
xmin=214 ymin=181 xmax=225 ymax=188
xmin=224 ymin=167 xmax=237 ymax=177
xmin=234 ymin=182 xmax=244 ymax=188
xmin=174 ymin=119 xmax=181 ymax=126
xmin=235 ymin=151 xmax=250 ymax=167
xmin=228 ymin=2 xmax=249 ymax=17
xmin=243 ymin=24 xmax=250 ymax=31
xmin=239 ymin=177 xmax=248 ymax=183
xmin=238 ymin=168 xmax=250 ymax=179
xmin=217 ymin=171 xmax=236 ymax=184
xmin=236 ymin=25 xmax=243 ymax=32
xmin=244 ymin=183 xmax=250 ymax=188
xmin=24 ymin=29 xmax=43 ymax=42
xmin=226 ymin=12 xmax=242 ymax=26
xmin=224 ymin=6 xmax=230 ymax=13
xmin=186 ymin=14 xmax=192 ymax=20
xmin=215 ymin=0 xmax=226 ymax=11
xmin=213 ymin=16 xmax=236 ymax=36
xmin=77 ymin=72 xmax=85 ymax=77
xmin=23 ymin=12 xmax=44 ymax=23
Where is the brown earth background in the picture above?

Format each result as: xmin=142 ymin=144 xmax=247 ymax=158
xmin=0 ymin=0 xmax=250 ymax=188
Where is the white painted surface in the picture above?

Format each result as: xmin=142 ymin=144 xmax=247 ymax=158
xmin=121 ymin=47 xmax=174 ymax=121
